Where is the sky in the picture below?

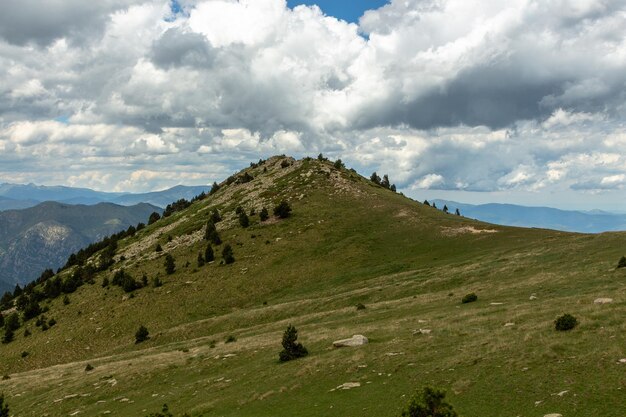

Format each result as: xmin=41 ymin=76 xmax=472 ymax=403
xmin=0 ymin=0 xmax=625 ymax=211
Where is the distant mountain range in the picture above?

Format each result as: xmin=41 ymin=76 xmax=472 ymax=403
xmin=0 ymin=183 xmax=210 ymax=211
xmin=432 ymin=199 xmax=626 ymax=233
xmin=0 ymin=201 xmax=162 ymax=294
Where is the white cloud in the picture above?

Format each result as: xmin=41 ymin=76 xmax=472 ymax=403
xmin=0 ymin=0 xmax=624 ymax=205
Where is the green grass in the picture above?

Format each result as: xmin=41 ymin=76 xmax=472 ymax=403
xmin=0 ymin=156 xmax=625 ymax=416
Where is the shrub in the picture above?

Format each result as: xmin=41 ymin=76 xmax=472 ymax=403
xmin=23 ymin=328 xmax=31 ymax=337
xmin=2 ymin=328 xmax=14 ymax=344
xmin=259 ymin=207 xmax=269 ymax=221
xmin=152 ymin=276 xmax=163 ymax=288
xmin=197 ymin=252 xmax=205 ymax=267
xmin=21 ymin=351 xmax=28 ymax=358
xmin=210 ymin=209 xmax=222 ymax=223
xmin=239 ymin=211 xmax=250 ymax=228
xmin=102 ymin=277 xmax=109 ymax=288
xmin=280 ymin=159 xmax=290 ymax=168
xmin=225 ymin=335 xmax=237 ymax=343
xmin=555 ymin=313 xmax=578 ymax=331
xmin=0 ymin=393 xmax=9 ymax=417
xmin=85 ymin=364 xmax=94 ymax=372
xmin=356 ymin=303 xmax=366 ymax=310
xmin=400 ymin=386 xmax=458 ymax=417
xmin=274 ymin=200 xmax=292 ymax=219
xmin=618 ymin=256 xmax=626 ymax=268
xmin=155 ymin=243 xmax=163 ymax=253
xmin=461 ymin=293 xmax=478 ymax=304
xmin=164 ymin=254 xmax=176 ymax=275
xmin=63 ymin=295 xmax=70 ymax=305
xmin=48 ymin=318 xmax=56 ymax=327
xmin=135 ymin=325 xmax=149 ymax=343
xmin=279 ymin=324 xmax=308 ymax=362
xmin=334 ymin=159 xmax=343 ymax=169
xmin=222 ymin=244 xmax=235 ymax=264
xmin=145 ymin=403 xmax=175 ymax=417
xmin=4 ymin=313 xmax=19 ymax=331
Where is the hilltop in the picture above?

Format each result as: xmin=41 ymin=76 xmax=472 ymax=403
xmin=0 ymin=156 xmax=624 ymax=417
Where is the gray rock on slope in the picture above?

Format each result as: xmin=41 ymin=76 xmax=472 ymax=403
xmin=332 ymin=335 xmax=368 ymax=347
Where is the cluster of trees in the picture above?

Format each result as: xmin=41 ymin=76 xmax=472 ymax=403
xmin=423 ymin=200 xmax=461 ymax=216
xmin=370 ymin=172 xmax=397 ymax=192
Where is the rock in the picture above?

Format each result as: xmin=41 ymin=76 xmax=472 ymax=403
xmin=594 ymin=298 xmax=613 ymax=304
xmin=543 ymin=414 xmax=562 ymax=417
xmin=490 ymin=302 xmax=504 ymax=305
xmin=333 ymin=335 xmax=368 ymax=348
xmin=618 ymin=358 xmax=626 ymax=364
xmin=504 ymin=322 xmax=515 ymax=327
xmin=336 ymin=382 xmax=360 ymax=390
xmin=413 ymin=329 xmax=431 ymax=335
xmin=529 ymin=295 xmax=538 ymax=300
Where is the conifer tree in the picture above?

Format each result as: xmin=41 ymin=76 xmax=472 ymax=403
xmin=205 ymin=244 xmax=214 ymax=263
xmin=204 ymin=221 xmax=222 ymax=245
xmin=259 ymin=207 xmax=269 ymax=221
xmin=279 ymin=324 xmax=308 ymax=362
xmin=164 ymin=254 xmax=176 ymax=275
xmin=239 ymin=211 xmax=250 ymax=228
xmin=222 ymin=244 xmax=235 ymax=264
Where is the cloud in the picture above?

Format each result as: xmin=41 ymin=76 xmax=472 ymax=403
xmin=0 ymin=0 xmax=624 ymax=201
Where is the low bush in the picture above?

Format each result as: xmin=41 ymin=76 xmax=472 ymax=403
xmin=555 ymin=313 xmax=578 ymax=331
xmin=461 ymin=293 xmax=478 ymax=304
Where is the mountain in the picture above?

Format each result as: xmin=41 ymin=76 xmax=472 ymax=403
xmin=0 ymin=183 xmax=210 ymax=210
xmin=0 ymin=156 xmax=624 ymax=417
xmin=432 ymin=199 xmax=626 ymax=233
xmin=0 ymin=202 xmax=161 ymax=292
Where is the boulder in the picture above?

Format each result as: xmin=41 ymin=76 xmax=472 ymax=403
xmin=543 ymin=414 xmax=562 ymax=417
xmin=594 ymin=298 xmax=613 ymax=304
xmin=333 ymin=335 xmax=368 ymax=348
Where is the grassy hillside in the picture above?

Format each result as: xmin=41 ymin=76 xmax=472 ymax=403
xmin=0 ymin=156 xmax=624 ymax=417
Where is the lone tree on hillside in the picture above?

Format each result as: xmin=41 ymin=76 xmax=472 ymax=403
xmin=455 ymin=208 xmax=461 ymax=216
xmin=278 ymin=324 xmax=308 ymax=362
xmin=222 ymin=244 xmax=235 ymax=264
xmin=423 ymin=200 xmax=430 ymax=206
xmin=274 ymin=200 xmax=292 ymax=219
xmin=135 ymin=325 xmax=149 ymax=344
xmin=164 ymin=254 xmax=176 ymax=275
xmin=400 ymin=386 xmax=458 ymax=417
xmin=381 ymin=174 xmax=390 ymax=188
xmin=0 ymin=394 xmax=9 ymax=417
xmin=443 ymin=205 xmax=449 ymax=214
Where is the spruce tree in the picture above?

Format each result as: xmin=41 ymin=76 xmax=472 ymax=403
xmin=259 ymin=207 xmax=269 ymax=221
xmin=205 ymin=244 xmax=214 ymax=263
xmin=279 ymin=324 xmax=308 ymax=362
xmin=222 ymin=244 xmax=235 ymax=264
xmin=204 ymin=221 xmax=222 ymax=245
xmin=164 ymin=254 xmax=176 ymax=275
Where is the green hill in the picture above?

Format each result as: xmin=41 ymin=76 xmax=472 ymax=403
xmin=0 ymin=156 xmax=624 ymax=417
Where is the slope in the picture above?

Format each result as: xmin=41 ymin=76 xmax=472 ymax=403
xmin=0 ymin=156 xmax=624 ymax=417
xmin=0 ymin=202 xmax=161 ymax=288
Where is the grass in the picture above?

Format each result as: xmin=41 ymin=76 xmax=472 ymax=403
xmin=0 ymin=156 xmax=625 ymax=416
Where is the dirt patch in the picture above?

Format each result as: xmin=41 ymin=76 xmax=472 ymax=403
xmin=440 ymin=226 xmax=498 ymax=237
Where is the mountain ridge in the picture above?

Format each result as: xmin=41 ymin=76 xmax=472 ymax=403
xmin=0 ymin=156 xmax=624 ymax=417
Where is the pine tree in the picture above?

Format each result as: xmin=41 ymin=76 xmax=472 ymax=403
xmin=423 ymin=200 xmax=430 ymax=206
xmin=210 ymin=209 xmax=221 ymax=223
xmin=279 ymin=324 xmax=308 ymax=362
xmin=443 ymin=205 xmax=449 ymax=214
xmin=148 ymin=212 xmax=161 ymax=225
xmin=455 ymin=208 xmax=460 ymax=216
xmin=259 ymin=207 xmax=269 ymax=221
xmin=274 ymin=201 xmax=292 ymax=219
xmin=222 ymin=244 xmax=235 ymax=265
xmin=135 ymin=325 xmax=149 ymax=344
xmin=239 ymin=211 xmax=250 ymax=228
xmin=205 ymin=244 xmax=214 ymax=263
xmin=164 ymin=254 xmax=176 ymax=275
xmin=370 ymin=172 xmax=381 ymax=184
xmin=0 ymin=393 xmax=9 ymax=417
xmin=204 ymin=221 xmax=222 ymax=245
xmin=381 ymin=174 xmax=390 ymax=189
xmin=401 ymin=386 xmax=458 ymax=417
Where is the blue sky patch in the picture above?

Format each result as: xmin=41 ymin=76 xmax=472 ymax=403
xmin=287 ymin=0 xmax=389 ymax=23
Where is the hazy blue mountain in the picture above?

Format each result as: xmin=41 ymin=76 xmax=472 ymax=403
xmin=432 ymin=199 xmax=626 ymax=233
xmin=0 ymin=201 xmax=161 ymax=291
xmin=0 ymin=183 xmax=210 ymax=210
